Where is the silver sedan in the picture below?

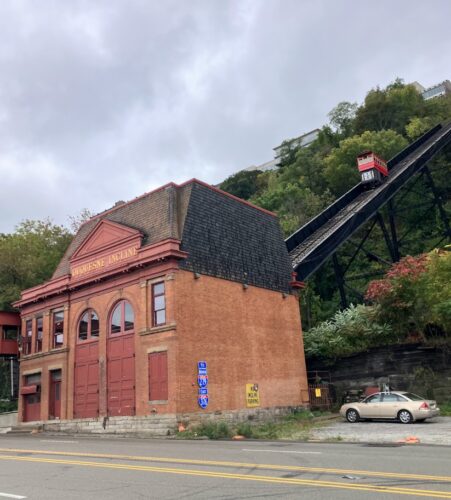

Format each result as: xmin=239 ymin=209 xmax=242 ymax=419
xmin=340 ymin=391 xmax=440 ymax=424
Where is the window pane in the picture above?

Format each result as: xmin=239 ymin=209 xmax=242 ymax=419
xmin=111 ymin=305 xmax=122 ymax=334
xmin=153 ymin=282 xmax=165 ymax=295
xmin=4 ymin=326 xmax=19 ymax=340
xmin=54 ymin=312 xmax=64 ymax=333
xmin=54 ymin=334 xmax=64 ymax=347
xmin=79 ymin=312 xmax=89 ymax=341
xmin=26 ymin=320 xmax=32 ymax=337
xmin=124 ymin=302 xmax=134 ymax=331
xmin=36 ymin=317 xmax=43 ymax=339
xmin=25 ymin=373 xmax=41 ymax=385
xmin=90 ymin=311 xmax=99 ymax=337
xmin=154 ymin=295 xmax=165 ymax=311
xmin=156 ymin=310 xmax=166 ymax=325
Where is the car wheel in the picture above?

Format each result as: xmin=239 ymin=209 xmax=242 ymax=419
xmin=346 ymin=409 xmax=359 ymax=423
xmin=398 ymin=410 xmax=413 ymax=424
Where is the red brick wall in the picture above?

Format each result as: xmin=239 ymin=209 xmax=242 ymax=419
xmin=174 ymin=270 xmax=309 ymax=413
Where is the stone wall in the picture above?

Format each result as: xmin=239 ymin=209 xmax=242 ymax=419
xmin=307 ymin=344 xmax=451 ymax=403
xmin=27 ymin=406 xmax=302 ymax=437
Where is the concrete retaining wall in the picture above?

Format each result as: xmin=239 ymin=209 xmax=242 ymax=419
xmin=0 ymin=411 xmax=18 ymax=430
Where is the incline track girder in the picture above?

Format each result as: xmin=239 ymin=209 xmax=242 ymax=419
xmin=286 ymin=122 xmax=451 ymax=283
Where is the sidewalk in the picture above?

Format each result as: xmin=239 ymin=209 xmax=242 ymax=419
xmin=309 ymin=416 xmax=451 ymax=445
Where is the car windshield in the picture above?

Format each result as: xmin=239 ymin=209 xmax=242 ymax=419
xmin=402 ymin=392 xmax=425 ymax=401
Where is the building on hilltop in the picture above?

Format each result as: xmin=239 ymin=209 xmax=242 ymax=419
xmin=14 ymin=179 xmax=309 ymax=424
xmin=243 ymin=128 xmax=320 ymax=174
xmin=410 ymin=80 xmax=451 ymax=101
xmin=421 ymin=80 xmax=451 ymax=101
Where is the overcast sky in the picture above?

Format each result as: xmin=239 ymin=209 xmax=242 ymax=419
xmin=1 ymin=0 xmax=450 ymax=233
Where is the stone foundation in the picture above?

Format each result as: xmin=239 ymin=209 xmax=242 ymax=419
xmin=17 ymin=405 xmax=307 ymax=437
xmin=40 ymin=414 xmax=178 ymax=437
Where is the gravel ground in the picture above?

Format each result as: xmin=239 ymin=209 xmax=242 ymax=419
xmin=309 ymin=416 xmax=451 ymax=445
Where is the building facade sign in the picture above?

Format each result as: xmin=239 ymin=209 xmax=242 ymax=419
xmin=71 ymin=246 xmax=138 ymax=278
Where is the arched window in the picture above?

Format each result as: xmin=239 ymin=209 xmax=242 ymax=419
xmin=110 ymin=300 xmax=134 ymax=335
xmin=78 ymin=309 xmax=99 ymax=342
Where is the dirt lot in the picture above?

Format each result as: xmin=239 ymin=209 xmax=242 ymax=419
xmin=309 ymin=416 xmax=451 ymax=445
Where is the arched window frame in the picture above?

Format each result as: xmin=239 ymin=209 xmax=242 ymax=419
xmin=109 ymin=300 xmax=135 ymax=337
xmin=77 ymin=309 xmax=100 ymax=343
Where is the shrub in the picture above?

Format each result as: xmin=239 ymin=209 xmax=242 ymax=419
xmin=193 ymin=421 xmax=231 ymax=439
xmin=303 ymin=304 xmax=393 ymax=359
xmin=366 ymin=250 xmax=451 ymax=341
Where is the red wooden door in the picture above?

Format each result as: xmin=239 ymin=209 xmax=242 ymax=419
xmin=148 ymin=352 xmax=168 ymax=401
xmin=107 ymin=334 xmax=135 ymax=416
xmin=74 ymin=342 xmax=99 ymax=418
xmin=23 ymin=394 xmax=41 ymax=422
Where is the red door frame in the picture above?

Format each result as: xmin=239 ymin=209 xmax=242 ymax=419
xmin=107 ymin=301 xmax=135 ymax=417
xmin=49 ymin=370 xmax=62 ymax=419
xmin=74 ymin=310 xmax=100 ymax=419
xmin=22 ymin=374 xmax=41 ymax=422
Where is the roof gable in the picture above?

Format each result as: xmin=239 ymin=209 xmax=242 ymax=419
xmin=70 ymin=219 xmax=143 ymax=262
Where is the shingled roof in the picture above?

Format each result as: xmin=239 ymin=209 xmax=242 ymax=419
xmin=53 ymin=180 xmax=292 ymax=293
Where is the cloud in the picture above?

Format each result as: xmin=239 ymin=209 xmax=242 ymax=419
xmin=1 ymin=0 xmax=450 ymax=232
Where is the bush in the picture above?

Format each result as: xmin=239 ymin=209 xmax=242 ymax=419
xmin=366 ymin=250 xmax=451 ymax=341
xmin=303 ymin=304 xmax=393 ymax=359
xmin=193 ymin=421 xmax=231 ymax=439
xmin=0 ymin=400 xmax=17 ymax=413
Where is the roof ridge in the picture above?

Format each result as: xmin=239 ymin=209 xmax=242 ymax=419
xmin=180 ymin=178 xmax=277 ymax=217
xmin=79 ymin=179 xmax=276 ymax=230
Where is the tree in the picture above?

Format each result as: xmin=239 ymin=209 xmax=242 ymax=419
xmin=220 ymin=170 xmax=264 ymax=200
xmin=0 ymin=220 xmax=72 ymax=310
xmin=328 ymin=101 xmax=358 ymax=137
xmin=354 ymin=80 xmax=425 ymax=136
xmin=68 ymin=208 xmax=93 ymax=233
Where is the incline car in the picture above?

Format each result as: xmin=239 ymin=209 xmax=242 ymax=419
xmin=340 ymin=391 xmax=440 ymax=424
xmin=357 ymin=150 xmax=388 ymax=186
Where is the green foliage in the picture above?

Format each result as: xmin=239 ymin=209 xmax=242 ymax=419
xmin=220 ymin=169 xmax=266 ymax=200
xmin=0 ymin=360 xmax=14 ymax=401
xmin=354 ymin=80 xmax=425 ymax=135
xmin=440 ymin=402 xmax=451 ymax=417
xmin=0 ymin=219 xmax=72 ymax=310
xmin=189 ymin=421 xmax=232 ymax=439
xmin=328 ymin=101 xmax=358 ymax=137
xmin=303 ymin=304 xmax=393 ymax=359
xmin=0 ymin=400 xmax=17 ymax=413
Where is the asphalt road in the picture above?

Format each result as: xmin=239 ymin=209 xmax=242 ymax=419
xmin=0 ymin=434 xmax=450 ymax=499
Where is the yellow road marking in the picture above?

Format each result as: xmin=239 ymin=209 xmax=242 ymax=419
xmin=0 ymin=447 xmax=450 ymax=484
xmin=0 ymin=454 xmax=451 ymax=498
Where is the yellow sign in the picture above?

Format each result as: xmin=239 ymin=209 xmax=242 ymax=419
xmin=315 ymin=388 xmax=322 ymax=398
xmin=246 ymin=383 xmax=260 ymax=408
xmin=72 ymin=246 xmax=138 ymax=277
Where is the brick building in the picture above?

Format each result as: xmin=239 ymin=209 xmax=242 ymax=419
xmin=14 ymin=180 xmax=309 ymax=424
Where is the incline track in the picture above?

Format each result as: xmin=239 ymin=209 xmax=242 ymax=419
xmin=286 ymin=122 xmax=451 ymax=280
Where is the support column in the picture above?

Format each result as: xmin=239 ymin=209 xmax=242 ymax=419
xmin=332 ymin=253 xmax=347 ymax=309
xmin=387 ymin=200 xmax=400 ymax=262
xmin=423 ymin=166 xmax=451 ymax=241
